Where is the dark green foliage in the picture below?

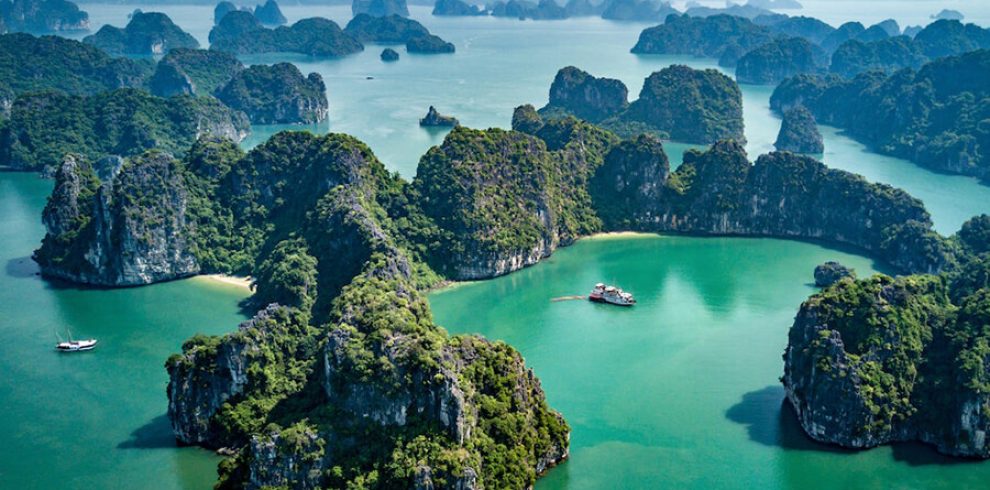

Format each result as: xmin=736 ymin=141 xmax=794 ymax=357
xmin=589 ymin=134 xmax=669 ymax=230
xmin=0 ymin=0 xmax=89 ymax=33
xmin=631 ymin=14 xmax=775 ymax=68
xmin=511 ymin=104 xmax=544 ymax=135
xmin=343 ymin=13 xmax=428 ymax=43
xmin=215 ymin=62 xmax=328 ymax=124
xmin=541 ymin=66 xmax=628 ymax=123
xmin=829 ymin=36 xmax=928 ymax=78
xmin=253 ymin=238 xmax=318 ymax=311
xmin=959 ymin=215 xmax=990 ymax=255
xmin=0 ymin=88 xmax=249 ymax=171
xmin=913 ymin=19 xmax=990 ymax=59
xmin=775 ymin=105 xmax=823 ymax=153
xmin=736 ymin=36 xmax=825 ymax=85
xmin=771 ymin=49 xmax=990 ymax=181
xmin=406 ymin=33 xmax=454 ymax=54
xmin=209 ymin=12 xmax=363 ymax=57
xmin=821 ymin=21 xmax=865 ymax=53
xmin=150 ymin=48 xmax=243 ymax=97
xmin=83 ymin=11 xmax=199 ymax=56
xmin=0 ymin=33 xmax=152 ymax=99
xmin=617 ymin=65 xmax=744 ymax=144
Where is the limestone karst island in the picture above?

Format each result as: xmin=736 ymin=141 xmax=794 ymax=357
xmin=2 ymin=0 xmax=990 ymax=489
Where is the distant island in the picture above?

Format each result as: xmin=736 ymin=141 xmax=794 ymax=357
xmin=352 ymin=0 xmax=408 ymax=17
xmin=771 ymin=49 xmax=990 ymax=183
xmin=209 ymin=11 xmax=363 ymax=57
xmin=419 ymin=105 xmax=458 ymax=127
xmin=0 ymin=0 xmax=89 ymax=33
xmin=539 ymin=65 xmax=744 ymax=144
xmin=83 ymin=11 xmax=199 ymax=56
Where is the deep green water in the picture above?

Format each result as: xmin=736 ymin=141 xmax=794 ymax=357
xmin=2 ymin=3 xmax=990 ymax=489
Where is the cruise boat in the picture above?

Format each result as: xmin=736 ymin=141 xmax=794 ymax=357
xmin=56 ymin=338 xmax=98 ymax=352
xmin=589 ymin=283 xmax=635 ymax=306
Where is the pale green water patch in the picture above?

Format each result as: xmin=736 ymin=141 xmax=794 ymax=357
xmin=0 ymin=173 xmax=250 ymax=489
xmin=429 ymin=235 xmax=990 ymax=490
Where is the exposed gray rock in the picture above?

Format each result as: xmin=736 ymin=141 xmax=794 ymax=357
xmin=813 ymin=261 xmax=855 ymax=287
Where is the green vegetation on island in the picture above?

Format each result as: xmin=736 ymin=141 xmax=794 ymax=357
xmin=774 ymin=105 xmax=823 ymax=154
xmin=209 ymin=11 xmax=363 ymax=57
xmin=539 ymin=65 xmax=744 ymax=144
xmin=784 ymin=221 xmax=990 ymax=457
xmin=0 ymin=88 xmax=249 ymax=172
xmin=0 ymin=33 xmax=152 ymax=106
xmin=0 ymin=0 xmax=89 ymax=33
xmin=149 ymin=48 xmax=243 ymax=97
xmin=631 ymin=14 xmax=774 ymax=67
xmin=771 ymin=49 xmax=990 ymax=182
xmin=83 ymin=11 xmax=199 ymax=56
xmin=352 ymin=0 xmax=409 ymax=18
xmin=215 ymin=62 xmax=329 ymax=124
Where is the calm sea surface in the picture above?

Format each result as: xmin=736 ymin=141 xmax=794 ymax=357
xmin=2 ymin=3 xmax=990 ymax=488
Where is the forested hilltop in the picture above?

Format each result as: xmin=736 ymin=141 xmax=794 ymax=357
xmin=771 ymin=49 xmax=990 ymax=182
xmin=0 ymin=32 xmax=333 ymax=170
xmin=632 ymin=15 xmax=990 ymax=84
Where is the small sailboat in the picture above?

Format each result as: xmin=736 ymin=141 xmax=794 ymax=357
xmin=55 ymin=329 xmax=98 ymax=352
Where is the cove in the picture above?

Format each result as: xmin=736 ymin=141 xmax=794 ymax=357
xmin=428 ymin=235 xmax=990 ymax=489
xmin=3 ymin=3 xmax=990 ymax=488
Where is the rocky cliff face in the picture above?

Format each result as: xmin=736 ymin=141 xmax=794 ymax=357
xmin=783 ymin=276 xmax=990 ymax=458
xmin=163 ymin=139 xmax=569 ymax=487
xmin=541 ymin=66 xmax=628 ymax=123
xmin=774 ymin=106 xmax=823 ymax=154
xmin=215 ymin=63 xmax=329 ymax=124
xmin=35 ymin=151 xmax=200 ymax=285
xmin=588 ymin=140 xmax=952 ymax=274
xmin=419 ymin=105 xmax=458 ymax=127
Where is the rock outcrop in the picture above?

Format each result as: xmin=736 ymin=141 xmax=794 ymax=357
xmin=0 ymin=0 xmax=89 ymax=33
xmin=406 ymin=33 xmax=455 ymax=53
xmin=772 ymin=49 xmax=990 ymax=181
xmin=735 ymin=37 xmax=825 ymax=85
xmin=586 ymin=140 xmax=952 ymax=273
xmin=601 ymin=0 xmax=678 ymax=22
xmin=209 ymin=11 xmax=363 ymax=57
xmin=83 ymin=11 xmax=199 ymax=55
xmin=34 ymin=152 xmax=200 ymax=286
xmin=432 ymin=0 xmax=484 ymax=16
xmin=253 ymin=0 xmax=286 ymax=25
xmin=774 ymin=105 xmax=823 ymax=154
xmin=352 ymin=0 xmax=408 ymax=17
xmin=0 ymin=89 xmax=249 ymax=171
xmin=813 ymin=261 xmax=855 ymax=287
xmin=419 ymin=105 xmax=458 ymax=127
xmin=149 ymin=48 xmax=244 ymax=98
xmin=619 ymin=65 xmax=744 ymax=144
xmin=0 ymin=33 xmax=152 ymax=98
xmin=343 ymin=13 xmax=429 ymax=43
xmin=540 ymin=66 xmax=628 ymax=123
xmin=161 ymin=130 xmax=569 ymax=488
xmin=380 ymin=47 xmax=398 ymax=61
xmin=215 ymin=62 xmax=329 ymax=124
xmin=783 ymin=273 xmax=990 ymax=458
xmin=631 ymin=14 xmax=774 ymax=68
xmin=213 ymin=1 xmax=239 ymax=25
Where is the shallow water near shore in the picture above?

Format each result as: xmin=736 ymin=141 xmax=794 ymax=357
xmin=3 ymin=3 xmax=990 ymax=489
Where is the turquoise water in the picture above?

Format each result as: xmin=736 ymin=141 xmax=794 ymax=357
xmin=2 ymin=3 xmax=990 ymax=489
